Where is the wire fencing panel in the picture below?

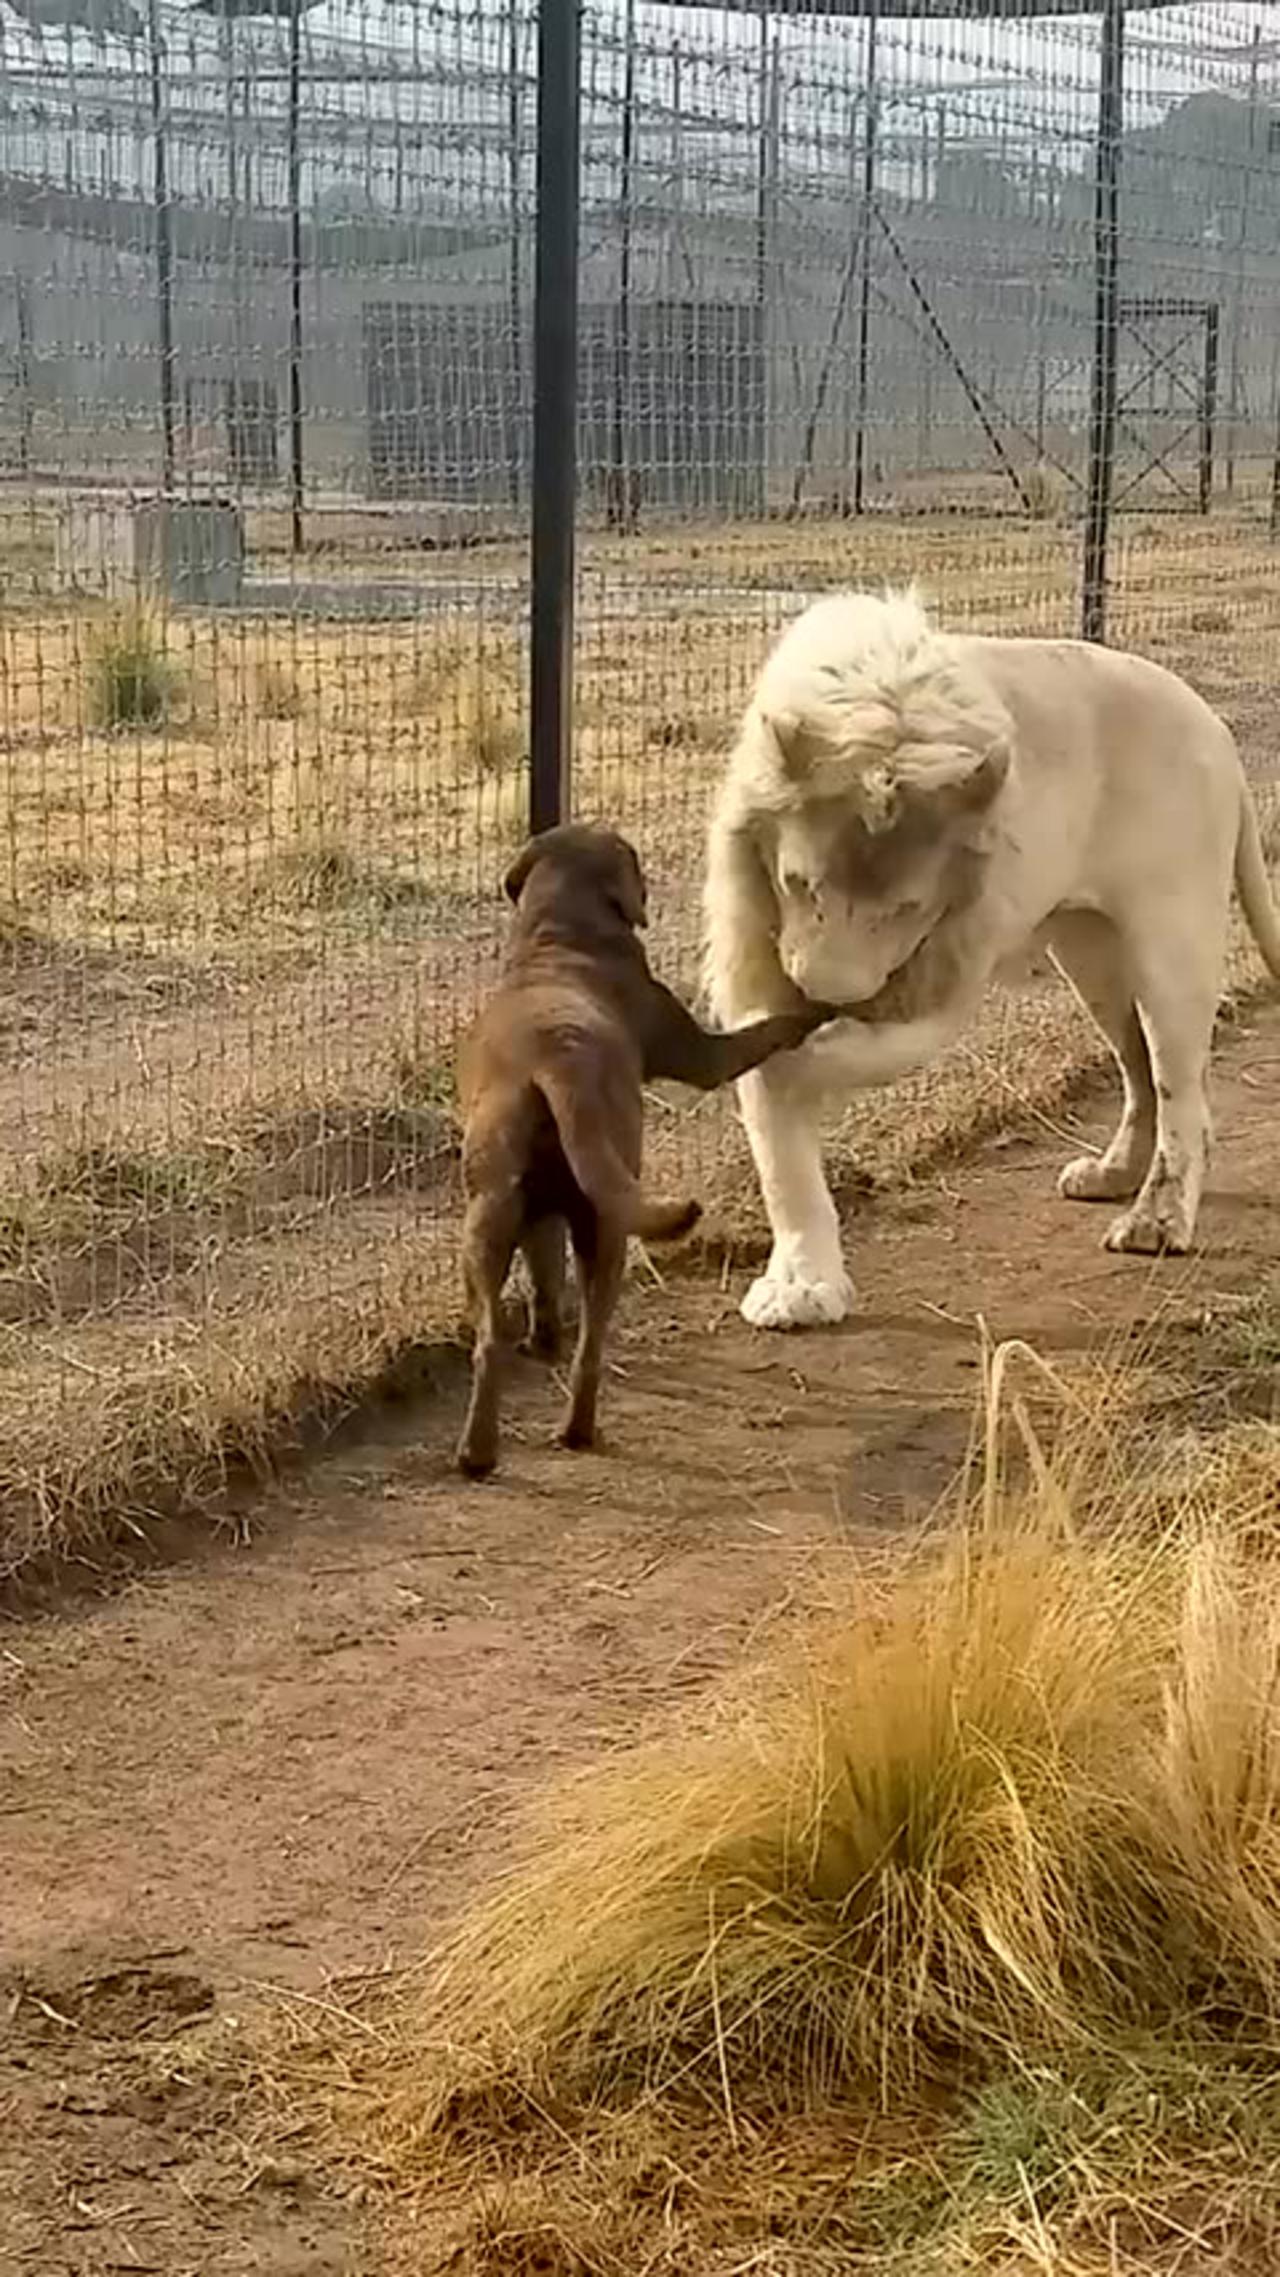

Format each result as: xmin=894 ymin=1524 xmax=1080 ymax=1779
xmin=0 ymin=0 xmax=532 ymax=1580
xmin=1 ymin=0 xmax=1279 ymax=1577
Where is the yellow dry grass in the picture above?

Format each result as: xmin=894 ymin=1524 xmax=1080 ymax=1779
xmin=257 ymin=1350 xmax=1280 ymax=2275
xmin=0 ymin=501 xmax=1278 ymax=1585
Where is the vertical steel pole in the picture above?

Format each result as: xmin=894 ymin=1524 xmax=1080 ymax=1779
xmin=752 ymin=10 xmax=776 ymax=518
xmin=1200 ymin=301 xmax=1220 ymax=517
xmin=287 ymin=0 xmax=305 ymax=558
xmin=1081 ymin=0 xmax=1124 ymax=644
xmin=608 ymin=0 xmax=636 ymax=529
xmin=507 ymin=0 xmax=523 ymax=509
xmin=148 ymin=0 xmax=175 ymax=492
xmin=529 ymin=0 xmax=581 ymax=834
xmin=851 ymin=2 xmax=879 ymax=517
xmin=1225 ymin=24 xmax=1261 ymax=500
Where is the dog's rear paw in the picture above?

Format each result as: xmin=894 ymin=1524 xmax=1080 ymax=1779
xmin=555 ymin=1422 xmax=598 ymax=1453
xmin=456 ymin=1441 xmax=498 ymax=1479
xmin=741 ymin=1267 xmax=856 ymax=1330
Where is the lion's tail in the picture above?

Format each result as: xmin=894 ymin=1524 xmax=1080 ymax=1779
xmin=1235 ymin=780 xmax=1280 ymax=982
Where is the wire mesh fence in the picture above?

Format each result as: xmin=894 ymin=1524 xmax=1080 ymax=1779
xmin=1 ymin=0 xmax=1279 ymax=1577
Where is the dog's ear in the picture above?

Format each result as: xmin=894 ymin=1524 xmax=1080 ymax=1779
xmin=503 ymin=837 xmax=542 ymax=905
xmin=608 ymin=842 xmax=648 ymax=930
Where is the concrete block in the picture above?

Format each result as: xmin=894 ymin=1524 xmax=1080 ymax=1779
xmin=56 ymin=493 xmax=245 ymax=607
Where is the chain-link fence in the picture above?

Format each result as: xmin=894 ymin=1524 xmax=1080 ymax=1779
xmin=1 ymin=0 xmax=1278 ymax=1579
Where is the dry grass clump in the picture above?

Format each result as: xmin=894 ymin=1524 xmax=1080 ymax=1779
xmin=410 ymin=624 xmax=526 ymax=776
xmin=267 ymin=1363 xmax=1280 ymax=2271
xmin=84 ymin=608 xmax=180 ymax=731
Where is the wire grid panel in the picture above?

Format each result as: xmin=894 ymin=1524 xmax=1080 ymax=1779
xmin=575 ymin=0 xmax=1280 ymax=1216
xmin=0 ymin=0 xmax=532 ymax=1575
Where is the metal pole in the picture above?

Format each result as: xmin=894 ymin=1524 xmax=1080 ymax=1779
xmin=753 ymin=10 xmax=777 ymax=519
xmin=1081 ymin=0 xmax=1124 ymax=645
xmin=529 ymin=0 xmax=581 ymax=834
xmin=223 ymin=7 xmax=245 ymax=486
xmin=1270 ymin=377 xmax=1280 ymax=542
xmin=148 ymin=0 xmax=175 ymax=492
xmin=14 ymin=274 xmax=32 ymax=480
xmin=1034 ymin=275 xmax=1049 ymax=461
xmin=287 ymin=0 xmax=305 ymax=558
xmin=608 ymin=0 xmax=636 ymax=529
xmin=851 ymin=4 xmax=879 ymax=517
xmin=1200 ymin=301 xmax=1220 ymax=517
xmin=1225 ymin=24 xmax=1261 ymax=501
xmin=507 ymin=0 xmax=523 ymax=508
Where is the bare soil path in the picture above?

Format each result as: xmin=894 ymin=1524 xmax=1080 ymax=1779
xmin=4 ymin=1003 xmax=1280 ymax=2274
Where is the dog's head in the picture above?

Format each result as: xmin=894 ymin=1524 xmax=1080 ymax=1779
xmin=503 ymin=823 xmax=649 ymax=931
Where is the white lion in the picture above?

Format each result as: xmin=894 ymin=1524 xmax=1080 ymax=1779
xmin=703 ymin=587 xmax=1280 ymax=1330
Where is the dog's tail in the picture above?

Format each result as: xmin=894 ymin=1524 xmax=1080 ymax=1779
xmin=537 ymin=1070 xmax=701 ymax=1244
xmin=1235 ymin=778 xmax=1280 ymax=982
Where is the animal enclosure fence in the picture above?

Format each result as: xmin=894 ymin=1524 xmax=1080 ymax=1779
xmin=1 ymin=0 xmax=1279 ymax=1578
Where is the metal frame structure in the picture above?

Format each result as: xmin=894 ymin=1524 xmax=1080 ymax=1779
xmin=1112 ymin=296 xmax=1221 ymax=517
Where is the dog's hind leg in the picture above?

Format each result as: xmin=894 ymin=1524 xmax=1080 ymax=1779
xmin=558 ymin=1214 xmax=627 ymax=1451
xmin=456 ymin=1189 xmax=522 ymax=1478
xmin=520 ymin=1217 xmax=566 ymax=1360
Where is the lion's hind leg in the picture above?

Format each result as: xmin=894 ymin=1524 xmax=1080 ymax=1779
xmin=1102 ymin=918 xmax=1225 ymax=1258
xmin=1048 ymin=911 xmax=1156 ymax=1206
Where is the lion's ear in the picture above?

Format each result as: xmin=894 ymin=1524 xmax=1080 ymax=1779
xmin=899 ymin=741 xmax=1010 ymax=820
xmin=950 ymin=743 xmax=1010 ymax=814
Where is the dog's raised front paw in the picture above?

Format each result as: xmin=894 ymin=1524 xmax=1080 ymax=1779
xmin=740 ymin=1265 xmax=856 ymax=1330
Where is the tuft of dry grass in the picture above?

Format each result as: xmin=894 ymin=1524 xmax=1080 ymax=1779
xmin=254 ymin=660 xmax=304 ymax=721
xmin=84 ymin=608 xmax=180 ymax=732
xmin=254 ymin=1356 xmax=1280 ymax=2272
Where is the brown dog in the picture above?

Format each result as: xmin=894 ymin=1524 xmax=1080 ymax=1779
xmin=455 ymin=824 xmax=839 ymax=1476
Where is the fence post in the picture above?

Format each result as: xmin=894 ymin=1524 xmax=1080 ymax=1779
xmin=1200 ymin=301 xmax=1220 ymax=517
xmin=529 ymin=0 xmax=582 ymax=835
xmin=851 ymin=2 xmax=879 ymax=518
xmin=147 ymin=0 xmax=175 ymax=493
xmin=287 ymin=0 xmax=305 ymax=559
xmin=1081 ymin=0 xmax=1124 ymax=644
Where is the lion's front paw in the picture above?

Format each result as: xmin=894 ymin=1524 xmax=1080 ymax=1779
xmin=740 ymin=1264 xmax=856 ymax=1330
xmin=1103 ymin=1199 xmax=1194 ymax=1256
xmin=1058 ymin=1152 xmax=1143 ymax=1204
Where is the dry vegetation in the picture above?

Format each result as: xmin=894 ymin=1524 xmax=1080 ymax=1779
xmin=254 ymin=1351 xmax=1280 ymax=2274
xmin=1 ymin=501 xmax=1279 ymax=1586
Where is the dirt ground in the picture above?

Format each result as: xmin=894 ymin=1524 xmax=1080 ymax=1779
xmin=4 ymin=999 xmax=1280 ymax=2274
